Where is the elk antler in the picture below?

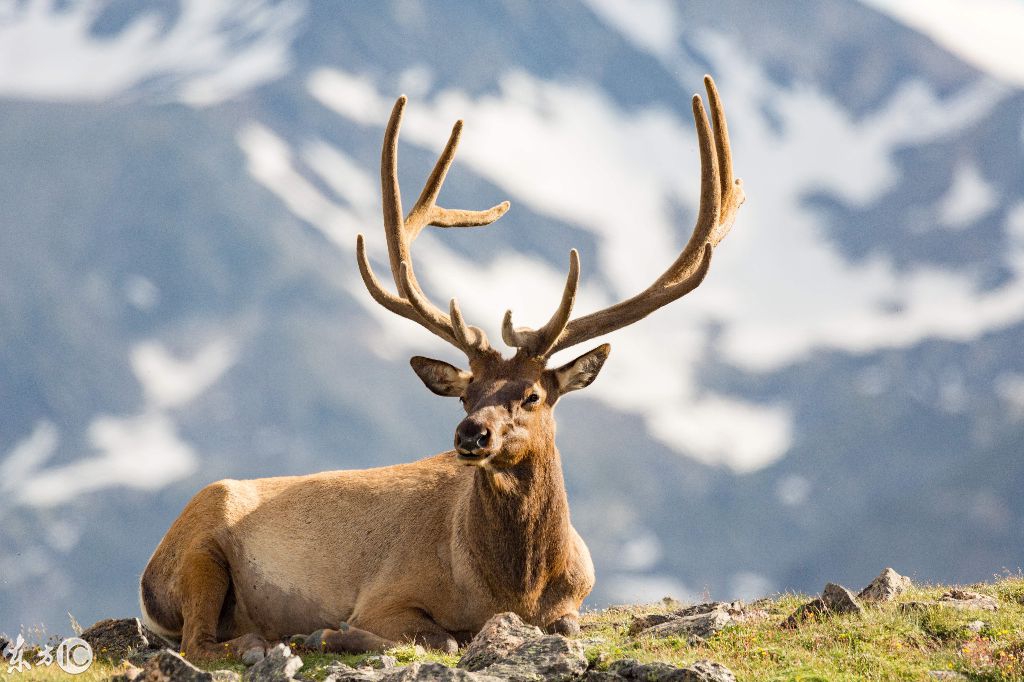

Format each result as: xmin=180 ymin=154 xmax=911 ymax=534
xmin=356 ymin=96 xmax=509 ymax=357
xmin=503 ymin=75 xmax=745 ymax=358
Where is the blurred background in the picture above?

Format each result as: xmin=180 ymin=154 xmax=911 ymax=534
xmin=1 ymin=0 xmax=1023 ymax=634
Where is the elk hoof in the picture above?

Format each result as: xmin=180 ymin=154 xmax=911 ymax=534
xmin=546 ymin=615 xmax=580 ymax=636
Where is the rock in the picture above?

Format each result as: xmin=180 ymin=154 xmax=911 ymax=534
xmin=139 ymin=649 xmax=215 ymax=682
xmin=109 ymin=662 xmax=144 ymax=682
xmin=939 ymin=590 xmax=999 ymax=611
xmin=965 ymin=620 xmax=985 ymax=633
xmin=858 ymin=568 xmax=912 ymax=602
xmin=584 ymin=658 xmax=736 ymax=682
xmin=898 ymin=601 xmax=936 ymax=613
xmin=821 ymin=583 xmax=863 ymax=615
xmin=325 ymin=662 xmax=386 ymax=682
xmin=244 ymin=643 xmax=302 ymax=682
xmin=927 ymin=671 xmax=968 ymax=680
xmin=781 ymin=598 xmax=825 ymax=628
xmin=241 ymin=648 xmax=267 ymax=666
xmin=458 ymin=612 xmax=543 ymax=671
xmin=627 ymin=613 xmax=676 ymax=636
xmin=479 ymin=635 xmax=588 ymax=682
xmin=782 ymin=583 xmax=862 ymax=628
xmin=362 ymin=654 xmax=399 ymax=670
xmin=386 ymin=662 xmax=498 ymax=681
xmin=212 ymin=671 xmax=243 ymax=682
xmin=81 ymin=617 xmax=151 ymax=661
xmin=640 ymin=608 xmax=734 ymax=643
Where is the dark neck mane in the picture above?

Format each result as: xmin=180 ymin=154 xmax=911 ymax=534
xmin=463 ymin=443 xmax=572 ymax=612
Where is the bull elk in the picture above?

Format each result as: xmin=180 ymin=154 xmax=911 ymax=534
xmin=139 ymin=76 xmax=744 ymax=661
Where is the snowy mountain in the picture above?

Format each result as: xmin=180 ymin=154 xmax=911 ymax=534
xmin=1 ymin=0 xmax=1022 ymax=632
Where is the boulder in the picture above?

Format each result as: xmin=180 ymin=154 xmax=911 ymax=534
xmin=244 ymin=643 xmax=302 ymax=682
xmin=821 ymin=583 xmax=863 ymax=615
xmin=939 ymin=590 xmax=999 ymax=611
xmin=362 ymin=654 xmax=399 ymax=670
xmin=325 ymin=662 xmax=386 ymax=682
xmin=211 ymin=672 xmax=243 ymax=682
xmin=858 ymin=568 xmax=912 ymax=603
xmin=387 ymin=662 xmax=499 ymax=681
xmin=458 ymin=612 xmax=543 ymax=671
xmin=138 ymin=649 xmax=215 ymax=682
xmin=640 ymin=608 xmax=733 ymax=643
xmin=584 ymin=658 xmax=736 ymax=682
xmin=627 ymin=614 xmax=676 ymax=635
xmin=479 ymin=634 xmax=588 ymax=682
xmin=782 ymin=583 xmax=862 ymax=628
xmin=81 ymin=618 xmax=151 ymax=661
xmin=781 ymin=598 xmax=825 ymax=628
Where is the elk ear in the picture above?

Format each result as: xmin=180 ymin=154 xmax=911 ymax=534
xmin=552 ymin=344 xmax=611 ymax=395
xmin=410 ymin=356 xmax=472 ymax=397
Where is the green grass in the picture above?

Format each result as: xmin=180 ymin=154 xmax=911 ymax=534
xmin=576 ymin=575 xmax=1024 ymax=681
xmin=5 ymin=576 xmax=1022 ymax=681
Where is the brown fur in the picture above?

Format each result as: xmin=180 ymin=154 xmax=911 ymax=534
xmin=140 ymin=353 xmax=599 ymax=659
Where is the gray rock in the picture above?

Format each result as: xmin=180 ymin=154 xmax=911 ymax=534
xmin=81 ymin=617 xmax=150 ymax=661
xmin=479 ymin=635 xmax=588 ymax=682
xmin=965 ymin=620 xmax=986 ymax=633
xmin=584 ymin=658 xmax=736 ymax=682
xmin=362 ymin=654 xmax=399 ymax=670
xmin=241 ymin=647 xmax=267 ymax=666
xmin=140 ymin=649 xmax=215 ymax=682
xmin=325 ymin=662 xmax=386 ymax=682
xmin=858 ymin=568 xmax=912 ymax=602
xmin=212 ymin=671 xmax=243 ymax=682
xmin=781 ymin=598 xmax=825 ymax=628
xmin=821 ymin=583 xmax=863 ymax=615
xmin=385 ymin=662 xmax=498 ymax=681
xmin=458 ymin=612 xmax=543 ymax=671
xmin=939 ymin=590 xmax=999 ymax=611
xmin=627 ymin=613 xmax=676 ymax=635
xmin=640 ymin=608 xmax=734 ymax=643
xmin=782 ymin=583 xmax=862 ymax=628
xmin=927 ymin=671 xmax=968 ymax=680
xmin=244 ymin=643 xmax=302 ymax=682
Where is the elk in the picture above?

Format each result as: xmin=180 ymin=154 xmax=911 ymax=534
xmin=139 ymin=76 xmax=744 ymax=661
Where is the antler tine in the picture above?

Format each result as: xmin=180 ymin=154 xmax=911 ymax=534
xmin=356 ymin=234 xmax=460 ymax=345
xmin=704 ymin=75 xmax=744 ymax=247
xmin=449 ymin=298 xmax=490 ymax=353
xmin=546 ymin=77 xmax=742 ymax=356
xmin=501 ymin=249 xmax=580 ymax=357
xmin=360 ymin=95 xmax=510 ymax=357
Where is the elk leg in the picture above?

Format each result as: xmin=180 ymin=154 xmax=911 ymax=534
xmin=179 ymin=549 xmax=268 ymax=662
xmin=355 ymin=608 xmax=459 ymax=654
xmin=297 ymin=623 xmax=394 ymax=654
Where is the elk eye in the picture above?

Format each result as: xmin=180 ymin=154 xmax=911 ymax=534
xmin=459 ymin=396 xmax=467 ymax=405
xmin=523 ymin=392 xmax=540 ymax=406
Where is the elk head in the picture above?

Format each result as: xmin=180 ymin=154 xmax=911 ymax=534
xmin=356 ymin=77 xmax=744 ymax=470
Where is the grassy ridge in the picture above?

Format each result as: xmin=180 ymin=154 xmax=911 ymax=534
xmin=6 ymin=576 xmax=1023 ymax=681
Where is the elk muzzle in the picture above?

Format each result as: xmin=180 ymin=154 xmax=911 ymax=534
xmin=455 ymin=417 xmax=494 ymax=459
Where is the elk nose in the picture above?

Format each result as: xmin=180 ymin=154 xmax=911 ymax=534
xmin=456 ymin=420 xmax=490 ymax=453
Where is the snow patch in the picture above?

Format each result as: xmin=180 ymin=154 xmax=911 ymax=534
xmin=0 ymin=0 xmax=304 ymax=106
xmin=938 ymin=162 xmax=998 ymax=230
xmin=859 ymin=0 xmax=1024 ymax=88
xmin=14 ymin=412 xmax=198 ymax=508
xmin=132 ymin=338 xmax=238 ymax=410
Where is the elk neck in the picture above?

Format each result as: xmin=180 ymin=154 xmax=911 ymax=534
xmin=462 ymin=433 xmax=572 ymax=610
